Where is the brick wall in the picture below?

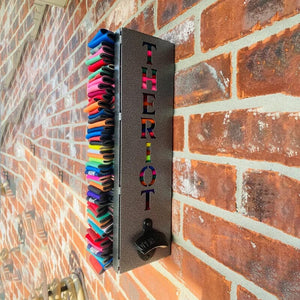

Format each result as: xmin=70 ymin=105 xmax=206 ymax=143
xmin=0 ymin=0 xmax=299 ymax=299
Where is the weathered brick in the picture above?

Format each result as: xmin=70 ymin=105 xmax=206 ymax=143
xmin=173 ymin=116 xmax=184 ymax=151
xmin=64 ymin=20 xmax=74 ymax=44
xmin=74 ymin=42 xmax=86 ymax=66
xmin=133 ymin=264 xmax=180 ymax=299
xmin=74 ymin=125 xmax=86 ymax=142
xmin=67 ymin=0 xmax=80 ymax=19
xmin=61 ymin=142 xmax=69 ymax=155
xmin=201 ymin=0 xmax=300 ymax=51
xmin=237 ymin=286 xmax=258 ymax=300
xmin=189 ymin=110 xmax=300 ymax=166
xmin=183 ymin=205 xmax=300 ymax=299
xmin=175 ymin=54 xmax=231 ymax=107
xmin=161 ymin=17 xmax=195 ymax=62
xmin=173 ymin=158 xmax=236 ymax=211
xmin=157 ymin=0 xmax=201 ymax=28
xmin=74 ymin=0 xmax=87 ymax=28
xmin=76 ymin=84 xmax=86 ymax=104
xmin=127 ymin=3 xmax=155 ymax=35
xmin=67 ymin=69 xmax=80 ymax=90
xmin=242 ymin=170 xmax=300 ymax=237
xmin=69 ymin=31 xmax=82 ymax=53
xmin=238 ymin=25 xmax=300 ymax=98
xmin=20 ymin=0 xmax=29 ymax=21
xmin=95 ymin=0 xmax=116 ymax=20
xmin=56 ymin=98 xmax=65 ymax=113
xmin=105 ymin=0 xmax=138 ymax=32
xmin=161 ymin=244 xmax=231 ymax=299
xmin=60 ymin=111 xmax=71 ymax=125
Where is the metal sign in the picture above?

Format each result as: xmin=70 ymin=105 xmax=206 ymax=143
xmin=113 ymin=28 xmax=174 ymax=273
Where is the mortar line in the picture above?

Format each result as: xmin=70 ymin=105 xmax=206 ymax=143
xmin=19 ymin=134 xmax=87 ymax=164
xmin=230 ymin=282 xmax=238 ymax=300
xmin=179 ymin=199 xmax=184 ymax=237
xmin=183 ymin=115 xmax=189 ymax=153
xmin=174 ymin=235 xmax=279 ymax=300
xmin=0 ymin=2 xmax=34 ymax=69
xmin=152 ymin=261 xmax=199 ymax=300
xmin=174 ymin=192 xmax=300 ymax=249
xmin=22 ymin=134 xmax=88 ymax=147
xmin=0 ymin=151 xmax=24 ymax=162
xmin=231 ymin=49 xmax=238 ymax=100
xmin=235 ymin=166 xmax=246 ymax=214
xmin=154 ymin=0 xmax=216 ymax=38
xmin=174 ymin=94 xmax=300 ymax=116
xmin=1 ymin=5 xmax=35 ymax=71
xmin=127 ymin=271 xmax=156 ymax=300
xmin=173 ymin=151 xmax=300 ymax=181
xmin=153 ymin=0 xmax=158 ymax=32
xmin=193 ymin=5 xmax=201 ymax=56
xmin=174 ymin=14 xmax=300 ymax=72
xmin=0 ymin=164 xmax=23 ymax=181
xmin=10 ymin=7 xmax=94 ymax=128
xmin=19 ymin=152 xmax=86 ymax=193
xmin=95 ymin=0 xmax=157 ymax=34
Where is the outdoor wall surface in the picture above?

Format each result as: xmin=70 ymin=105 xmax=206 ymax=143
xmin=0 ymin=0 xmax=299 ymax=299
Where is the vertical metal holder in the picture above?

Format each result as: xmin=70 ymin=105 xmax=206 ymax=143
xmin=113 ymin=28 xmax=174 ymax=273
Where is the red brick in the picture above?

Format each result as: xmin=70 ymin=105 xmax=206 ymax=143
xmin=74 ymin=0 xmax=87 ymax=28
xmin=76 ymin=84 xmax=86 ymax=104
xmin=120 ymin=273 xmax=149 ymax=300
xmin=161 ymin=244 xmax=231 ymax=299
xmin=61 ymin=142 xmax=69 ymax=155
xmin=68 ymin=69 xmax=80 ymax=89
xmin=238 ymin=25 xmax=300 ymax=98
xmin=105 ymin=0 xmax=138 ymax=32
xmin=74 ymin=125 xmax=86 ymax=142
xmin=201 ymin=0 xmax=300 ymax=51
xmin=173 ymin=158 xmax=236 ymax=211
xmin=161 ymin=17 xmax=195 ymax=62
xmin=173 ymin=116 xmax=184 ymax=151
xmin=175 ymin=54 xmax=231 ymax=107
xmin=189 ymin=110 xmax=300 ymax=166
xmin=97 ymin=282 xmax=108 ymax=300
xmin=183 ymin=205 xmax=300 ymax=299
xmin=133 ymin=264 xmax=180 ymax=299
xmin=161 ymin=243 xmax=183 ymax=276
xmin=64 ymin=20 xmax=74 ymax=44
xmin=172 ymin=198 xmax=181 ymax=235
xmin=60 ymin=111 xmax=71 ymax=125
xmin=56 ymin=98 xmax=65 ymax=113
xmin=157 ymin=0 xmax=201 ymax=28
xmin=67 ymin=0 xmax=80 ymax=19
xmin=242 ymin=170 xmax=300 ymax=237
xmin=127 ymin=3 xmax=155 ymax=35
xmin=95 ymin=0 xmax=116 ymax=20
xmin=74 ymin=42 xmax=86 ymax=66
xmin=103 ymin=273 xmax=127 ymax=300
xmin=237 ymin=286 xmax=258 ymax=300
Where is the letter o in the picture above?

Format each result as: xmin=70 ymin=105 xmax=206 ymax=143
xmin=139 ymin=166 xmax=156 ymax=186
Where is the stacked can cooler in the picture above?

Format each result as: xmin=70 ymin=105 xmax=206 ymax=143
xmin=84 ymin=29 xmax=115 ymax=274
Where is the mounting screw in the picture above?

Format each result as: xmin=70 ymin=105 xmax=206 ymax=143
xmin=2 ymin=171 xmax=9 ymax=182
xmin=30 ymin=143 xmax=35 ymax=156
xmin=58 ymin=170 xmax=63 ymax=183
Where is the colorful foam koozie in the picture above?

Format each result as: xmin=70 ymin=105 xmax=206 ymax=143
xmin=88 ymin=29 xmax=115 ymax=49
xmin=89 ymin=254 xmax=105 ymax=275
xmin=85 ymin=28 xmax=115 ymax=274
